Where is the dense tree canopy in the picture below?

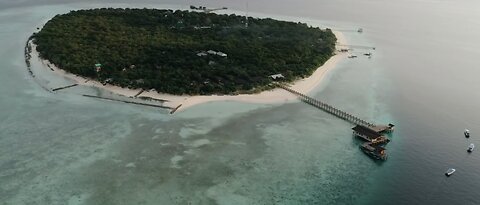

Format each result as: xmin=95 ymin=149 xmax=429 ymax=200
xmin=33 ymin=8 xmax=336 ymax=95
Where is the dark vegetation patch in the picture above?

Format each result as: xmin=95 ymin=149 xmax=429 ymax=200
xmin=33 ymin=8 xmax=336 ymax=95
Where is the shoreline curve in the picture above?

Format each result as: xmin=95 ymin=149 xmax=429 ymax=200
xmin=31 ymin=30 xmax=348 ymax=112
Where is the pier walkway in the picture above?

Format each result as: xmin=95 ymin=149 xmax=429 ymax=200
xmin=278 ymin=84 xmax=375 ymax=127
xmin=278 ymin=84 xmax=395 ymax=160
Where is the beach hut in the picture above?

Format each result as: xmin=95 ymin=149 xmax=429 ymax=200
xmin=217 ymin=52 xmax=228 ymax=57
xmin=197 ymin=51 xmax=208 ymax=57
xmin=270 ymin=74 xmax=285 ymax=80
xmin=94 ymin=63 xmax=102 ymax=72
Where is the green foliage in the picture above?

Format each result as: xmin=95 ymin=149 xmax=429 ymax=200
xmin=33 ymin=8 xmax=336 ymax=95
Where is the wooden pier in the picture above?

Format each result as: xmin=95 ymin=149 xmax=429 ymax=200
xmin=279 ymin=84 xmax=375 ymax=127
xmin=170 ymin=104 xmax=183 ymax=114
xmin=52 ymin=83 xmax=78 ymax=92
xmin=82 ymin=94 xmax=173 ymax=110
xmin=134 ymin=89 xmax=145 ymax=98
xmin=337 ymin=44 xmax=376 ymax=50
xmin=278 ymin=84 xmax=395 ymax=160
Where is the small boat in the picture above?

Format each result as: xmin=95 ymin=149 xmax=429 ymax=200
xmin=468 ymin=143 xmax=475 ymax=152
xmin=388 ymin=123 xmax=395 ymax=132
xmin=360 ymin=143 xmax=387 ymax=160
xmin=445 ymin=168 xmax=456 ymax=176
xmin=348 ymin=55 xmax=358 ymax=59
xmin=464 ymin=129 xmax=470 ymax=138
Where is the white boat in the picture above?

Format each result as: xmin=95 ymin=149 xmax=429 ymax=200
xmin=445 ymin=168 xmax=456 ymax=176
xmin=468 ymin=143 xmax=475 ymax=152
xmin=464 ymin=129 xmax=470 ymax=138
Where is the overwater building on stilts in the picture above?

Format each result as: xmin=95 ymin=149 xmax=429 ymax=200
xmin=352 ymin=125 xmax=390 ymax=144
xmin=352 ymin=125 xmax=390 ymax=160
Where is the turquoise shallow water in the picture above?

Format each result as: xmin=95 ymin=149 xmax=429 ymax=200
xmin=1 ymin=0 xmax=480 ymax=204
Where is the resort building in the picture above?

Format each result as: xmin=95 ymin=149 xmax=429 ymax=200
xmin=352 ymin=125 xmax=388 ymax=144
xmin=216 ymin=52 xmax=227 ymax=57
xmin=199 ymin=50 xmax=228 ymax=57
xmin=197 ymin=51 xmax=208 ymax=57
xmin=94 ymin=63 xmax=102 ymax=72
xmin=270 ymin=74 xmax=285 ymax=80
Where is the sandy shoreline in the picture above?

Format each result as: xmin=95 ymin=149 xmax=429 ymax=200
xmin=32 ymin=30 xmax=347 ymax=112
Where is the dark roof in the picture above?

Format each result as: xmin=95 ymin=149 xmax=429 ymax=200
xmin=361 ymin=143 xmax=386 ymax=153
xmin=361 ymin=143 xmax=376 ymax=151
xmin=352 ymin=125 xmax=382 ymax=139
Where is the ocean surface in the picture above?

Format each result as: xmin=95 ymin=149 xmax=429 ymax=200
xmin=1 ymin=0 xmax=480 ymax=204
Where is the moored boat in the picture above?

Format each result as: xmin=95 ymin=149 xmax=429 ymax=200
xmin=464 ymin=129 xmax=470 ymax=138
xmin=360 ymin=143 xmax=387 ymax=160
xmin=445 ymin=168 xmax=456 ymax=176
xmin=468 ymin=143 xmax=474 ymax=152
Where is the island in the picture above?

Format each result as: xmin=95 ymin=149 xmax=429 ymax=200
xmin=32 ymin=8 xmax=337 ymax=95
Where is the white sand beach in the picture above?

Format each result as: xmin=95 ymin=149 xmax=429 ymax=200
xmin=33 ymin=30 xmax=348 ymax=112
